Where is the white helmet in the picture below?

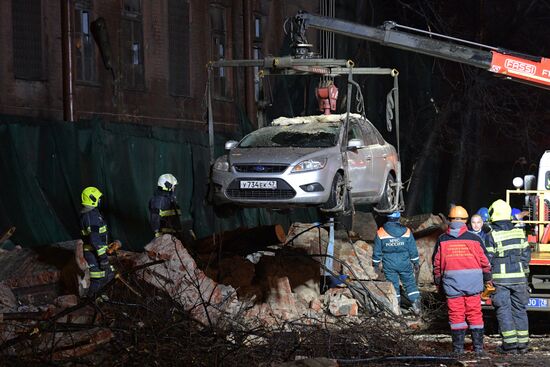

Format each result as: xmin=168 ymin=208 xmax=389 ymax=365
xmin=157 ymin=173 xmax=178 ymax=191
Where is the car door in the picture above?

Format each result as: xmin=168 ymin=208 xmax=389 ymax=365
xmin=360 ymin=119 xmax=388 ymax=195
xmin=345 ymin=122 xmax=372 ymax=199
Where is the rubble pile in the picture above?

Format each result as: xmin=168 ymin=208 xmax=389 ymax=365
xmin=0 ymin=215 xmax=442 ymax=364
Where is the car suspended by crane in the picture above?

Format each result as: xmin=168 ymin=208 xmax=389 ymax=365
xmin=207 ymin=10 xmax=550 ymax=222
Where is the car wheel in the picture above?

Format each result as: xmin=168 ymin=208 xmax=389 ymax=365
xmin=323 ymin=172 xmax=346 ymax=211
xmin=376 ymin=174 xmax=396 ymax=211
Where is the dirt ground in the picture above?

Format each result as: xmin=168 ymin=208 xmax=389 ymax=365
xmin=409 ymin=310 xmax=550 ymax=367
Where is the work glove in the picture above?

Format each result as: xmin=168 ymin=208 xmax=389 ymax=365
xmin=155 ymin=231 xmax=161 ymax=238
xmin=524 ymin=265 xmax=530 ymax=276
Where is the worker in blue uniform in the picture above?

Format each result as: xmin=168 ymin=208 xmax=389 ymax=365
xmin=372 ymin=211 xmax=422 ymax=315
xmin=79 ymin=186 xmax=114 ymax=296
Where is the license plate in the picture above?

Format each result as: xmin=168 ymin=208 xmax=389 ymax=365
xmin=240 ymin=180 xmax=277 ymax=189
xmin=527 ymin=297 xmax=549 ymax=308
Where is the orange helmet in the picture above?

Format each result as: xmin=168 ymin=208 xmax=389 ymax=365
xmin=448 ymin=205 xmax=468 ymax=222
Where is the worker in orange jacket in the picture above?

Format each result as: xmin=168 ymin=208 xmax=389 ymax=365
xmin=433 ymin=205 xmax=492 ymax=356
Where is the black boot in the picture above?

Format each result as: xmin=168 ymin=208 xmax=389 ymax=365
xmin=471 ymin=328 xmax=485 ymax=356
xmin=451 ymin=329 xmax=466 ymax=356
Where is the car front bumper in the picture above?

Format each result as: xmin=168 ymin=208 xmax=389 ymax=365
xmin=212 ymin=167 xmax=336 ymax=207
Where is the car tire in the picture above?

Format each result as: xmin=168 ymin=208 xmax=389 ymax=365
xmin=376 ymin=174 xmax=396 ymax=211
xmin=323 ymin=172 xmax=346 ymax=211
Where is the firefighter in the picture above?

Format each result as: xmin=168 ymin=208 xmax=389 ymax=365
xmin=433 ymin=205 xmax=492 ymax=356
xmin=149 ymin=173 xmax=196 ymax=244
xmin=79 ymin=186 xmax=114 ymax=296
xmin=372 ymin=211 xmax=422 ymax=315
xmin=149 ymin=174 xmax=181 ymax=238
xmin=486 ymin=199 xmax=531 ymax=354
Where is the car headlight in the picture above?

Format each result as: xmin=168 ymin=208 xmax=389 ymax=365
xmin=291 ymin=158 xmax=327 ymax=173
xmin=213 ymin=156 xmax=230 ymax=172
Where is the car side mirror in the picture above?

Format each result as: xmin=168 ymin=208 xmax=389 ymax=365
xmin=224 ymin=140 xmax=238 ymax=150
xmin=347 ymin=138 xmax=364 ymax=150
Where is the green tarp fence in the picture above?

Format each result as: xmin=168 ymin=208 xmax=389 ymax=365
xmin=0 ymin=115 xmax=318 ymax=250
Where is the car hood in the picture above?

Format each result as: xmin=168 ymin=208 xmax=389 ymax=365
xmin=229 ymin=147 xmax=338 ymax=165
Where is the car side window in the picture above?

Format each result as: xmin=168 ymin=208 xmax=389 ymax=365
xmin=347 ymin=123 xmax=364 ymax=142
xmin=360 ymin=121 xmax=379 ymax=146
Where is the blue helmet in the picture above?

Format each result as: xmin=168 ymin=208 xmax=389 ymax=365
xmin=511 ymin=208 xmax=521 ymax=219
xmin=387 ymin=212 xmax=401 ymax=220
xmin=476 ymin=207 xmax=489 ymax=222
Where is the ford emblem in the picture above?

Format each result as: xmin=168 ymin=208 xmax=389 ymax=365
xmin=255 ymin=165 xmax=265 ymax=172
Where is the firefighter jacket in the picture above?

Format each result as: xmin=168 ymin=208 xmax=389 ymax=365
xmin=149 ymin=189 xmax=182 ymax=236
xmin=80 ymin=207 xmax=109 ymax=260
xmin=485 ymin=220 xmax=530 ymax=285
xmin=373 ymin=221 xmax=419 ymax=271
xmin=433 ymin=223 xmax=492 ymax=297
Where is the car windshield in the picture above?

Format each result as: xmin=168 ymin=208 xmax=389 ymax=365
xmin=239 ymin=122 xmax=341 ymax=148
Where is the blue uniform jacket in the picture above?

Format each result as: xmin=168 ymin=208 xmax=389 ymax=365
xmin=372 ymin=222 xmax=419 ymax=271
xmin=148 ymin=190 xmax=182 ymax=234
xmin=80 ymin=207 xmax=108 ymax=260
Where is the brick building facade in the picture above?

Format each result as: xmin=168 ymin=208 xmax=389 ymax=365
xmin=0 ymin=0 xmax=317 ymax=132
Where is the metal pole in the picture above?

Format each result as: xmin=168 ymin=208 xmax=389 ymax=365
xmin=324 ymin=217 xmax=335 ymax=275
xmin=61 ymin=0 xmax=75 ymax=122
xmin=207 ymin=67 xmax=215 ymax=165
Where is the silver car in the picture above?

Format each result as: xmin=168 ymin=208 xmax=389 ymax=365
xmin=211 ymin=113 xmax=400 ymax=211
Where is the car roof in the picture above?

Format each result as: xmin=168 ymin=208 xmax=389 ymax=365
xmin=271 ymin=113 xmax=363 ymax=126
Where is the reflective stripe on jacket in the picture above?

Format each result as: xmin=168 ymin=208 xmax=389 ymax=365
xmin=485 ymin=221 xmax=530 ymax=284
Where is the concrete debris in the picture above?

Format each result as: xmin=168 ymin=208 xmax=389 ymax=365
xmin=0 ymin=283 xmax=17 ymax=312
xmin=325 ymin=288 xmax=359 ymax=317
xmin=0 ymin=214 xmax=445 ymax=362
xmin=135 ymin=234 xmax=241 ymax=326
xmin=338 ymin=239 xmax=378 ymax=280
xmin=355 ymin=280 xmax=401 ymax=316
xmin=54 ymin=294 xmax=79 ymax=308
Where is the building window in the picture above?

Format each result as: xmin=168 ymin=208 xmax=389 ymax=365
xmin=168 ymin=0 xmax=190 ymax=96
xmin=12 ymin=0 xmax=45 ymax=80
xmin=123 ymin=0 xmax=141 ymax=13
xmin=210 ymin=4 xmax=230 ymax=98
xmin=74 ymin=5 xmax=97 ymax=83
xmin=121 ymin=0 xmax=144 ymax=89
